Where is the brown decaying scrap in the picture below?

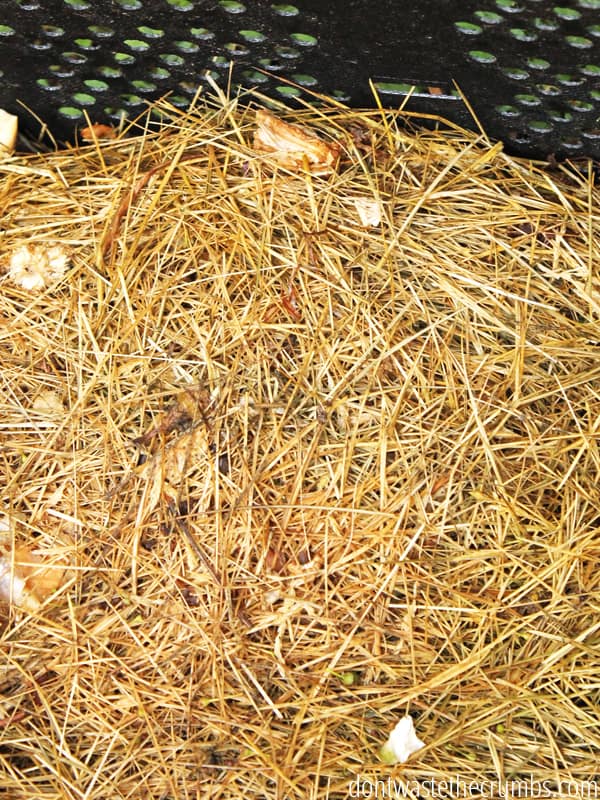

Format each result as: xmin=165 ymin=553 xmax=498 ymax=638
xmin=79 ymin=123 xmax=117 ymax=142
xmin=253 ymin=108 xmax=341 ymax=173
xmin=0 ymin=93 xmax=599 ymax=798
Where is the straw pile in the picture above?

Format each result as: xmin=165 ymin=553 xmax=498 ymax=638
xmin=1 ymin=90 xmax=599 ymax=799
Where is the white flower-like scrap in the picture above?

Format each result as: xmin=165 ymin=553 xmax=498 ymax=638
xmin=7 ymin=244 xmax=70 ymax=291
xmin=380 ymin=715 xmax=425 ymax=764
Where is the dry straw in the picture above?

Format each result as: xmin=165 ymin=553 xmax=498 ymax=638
xmin=1 ymin=88 xmax=599 ymax=799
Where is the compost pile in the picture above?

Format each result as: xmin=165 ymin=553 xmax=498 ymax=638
xmin=1 ymin=91 xmax=599 ymax=799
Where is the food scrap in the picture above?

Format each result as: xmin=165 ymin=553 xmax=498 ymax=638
xmin=353 ymin=196 xmax=382 ymax=227
xmin=80 ymin=123 xmax=117 ymax=142
xmin=0 ymin=542 xmax=67 ymax=613
xmin=253 ymin=108 xmax=340 ymax=173
xmin=6 ymin=243 xmax=71 ymax=291
xmin=0 ymin=108 xmax=18 ymax=156
xmin=380 ymin=715 xmax=426 ymax=764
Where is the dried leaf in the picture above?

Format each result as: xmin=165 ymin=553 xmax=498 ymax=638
xmin=135 ymin=425 xmax=212 ymax=517
xmin=134 ymin=388 xmax=211 ymax=448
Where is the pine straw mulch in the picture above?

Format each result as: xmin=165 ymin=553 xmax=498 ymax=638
xmin=1 ymin=91 xmax=600 ymax=799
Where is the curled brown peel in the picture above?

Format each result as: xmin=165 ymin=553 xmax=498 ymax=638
xmin=101 ymin=161 xmax=166 ymax=262
xmin=253 ymin=109 xmax=340 ymax=174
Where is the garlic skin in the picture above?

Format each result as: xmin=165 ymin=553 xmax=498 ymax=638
xmin=379 ymin=715 xmax=425 ymax=764
xmin=0 ymin=544 xmax=67 ymax=613
xmin=0 ymin=561 xmax=27 ymax=609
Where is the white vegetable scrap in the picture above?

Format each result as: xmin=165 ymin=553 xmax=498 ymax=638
xmin=7 ymin=244 xmax=70 ymax=291
xmin=380 ymin=715 xmax=426 ymax=764
xmin=0 ymin=108 xmax=18 ymax=156
xmin=0 ymin=559 xmax=30 ymax=611
xmin=353 ymin=197 xmax=382 ymax=227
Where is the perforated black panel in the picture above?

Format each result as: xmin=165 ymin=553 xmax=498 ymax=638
xmin=0 ymin=0 xmax=599 ymax=159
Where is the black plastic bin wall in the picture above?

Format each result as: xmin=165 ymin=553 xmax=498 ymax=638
xmin=0 ymin=0 xmax=599 ymax=160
